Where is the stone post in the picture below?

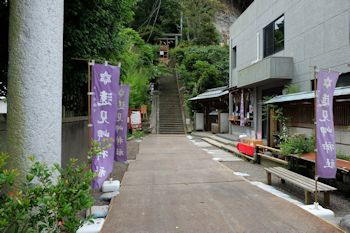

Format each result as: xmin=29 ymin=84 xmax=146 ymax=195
xmin=7 ymin=0 xmax=64 ymax=173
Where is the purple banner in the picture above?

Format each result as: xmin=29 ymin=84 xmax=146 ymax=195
xmin=240 ymin=89 xmax=245 ymax=126
xmin=316 ymin=69 xmax=340 ymax=179
xmin=115 ymin=85 xmax=130 ymax=162
xmin=91 ymin=64 xmax=120 ymax=189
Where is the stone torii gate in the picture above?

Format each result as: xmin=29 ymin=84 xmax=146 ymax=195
xmin=6 ymin=0 xmax=64 ymax=174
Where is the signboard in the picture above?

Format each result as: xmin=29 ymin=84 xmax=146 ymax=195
xmin=130 ymin=111 xmax=142 ymax=129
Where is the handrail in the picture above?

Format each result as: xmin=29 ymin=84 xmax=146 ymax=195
xmin=174 ymin=69 xmax=187 ymax=133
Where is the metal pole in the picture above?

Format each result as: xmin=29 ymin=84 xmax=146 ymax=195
xmin=88 ymin=61 xmax=91 ymax=148
xmin=313 ymin=66 xmax=319 ymax=207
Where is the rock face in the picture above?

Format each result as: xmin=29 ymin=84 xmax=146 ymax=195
xmin=340 ymin=215 xmax=350 ymax=232
xmin=214 ymin=1 xmax=240 ymax=44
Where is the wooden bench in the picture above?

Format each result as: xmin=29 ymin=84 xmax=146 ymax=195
xmin=265 ymin=167 xmax=337 ymax=206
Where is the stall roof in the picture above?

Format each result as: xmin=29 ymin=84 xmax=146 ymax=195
xmin=264 ymin=86 xmax=350 ymax=104
xmin=189 ymin=86 xmax=228 ymax=101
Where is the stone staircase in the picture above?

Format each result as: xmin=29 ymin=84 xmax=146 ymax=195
xmin=158 ymin=75 xmax=185 ymax=134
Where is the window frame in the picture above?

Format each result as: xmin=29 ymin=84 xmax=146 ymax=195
xmin=231 ymin=46 xmax=237 ymax=69
xmin=263 ymin=14 xmax=285 ymax=58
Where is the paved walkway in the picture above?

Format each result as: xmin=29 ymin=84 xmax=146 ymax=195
xmin=102 ymin=135 xmax=341 ymax=233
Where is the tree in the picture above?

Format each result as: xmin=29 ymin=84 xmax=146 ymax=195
xmin=179 ymin=0 xmax=222 ymax=45
xmin=132 ymin=0 xmax=222 ymax=45
xmin=63 ymin=0 xmax=137 ymax=114
xmin=131 ymin=0 xmax=182 ymax=43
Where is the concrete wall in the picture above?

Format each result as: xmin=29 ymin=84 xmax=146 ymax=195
xmin=0 ymin=116 xmax=88 ymax=168
xmin=61 ymin=117 xmax=89 ymax=168
xmin=231 ymin=125 xmax=255 ymax=139
xmin=229 ymin=0 xmax=350 ymax=91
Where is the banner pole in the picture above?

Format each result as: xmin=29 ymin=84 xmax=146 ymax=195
xmin=313 ymin=66 xmax=319 ymax=208
xmin=88 ymin=61 xmax=92 ymax=148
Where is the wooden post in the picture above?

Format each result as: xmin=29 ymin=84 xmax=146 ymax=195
xmin=267 ymin=172 xmax=272 ymax=185
xmin=324 ymin=192 xmax=330 ymax=206
xmin=305 ymin=191 xmax=312 ymax=204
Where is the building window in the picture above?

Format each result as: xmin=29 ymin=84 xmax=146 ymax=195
xmin=263 ymin=15 xmax=284 ymax=57
xmin=231 ymin=46 xmax=237 ymax=69
xmin=337 ymin=72 xmax=350 ymax=87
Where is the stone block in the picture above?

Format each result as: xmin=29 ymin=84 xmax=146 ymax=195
xmin=102 ymin=180 xmax=120 ymax=193
xmin=76 ymin=218 xmax=105 ymax=233
xmin=86 ymin=205 xmax=109 ymax=218
xmin=100 ymin=191 xmax=120 ymax=201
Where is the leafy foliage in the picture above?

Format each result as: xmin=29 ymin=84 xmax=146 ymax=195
xmin=171 ymin=45 xmax=229 ymax=98
xmin=132 ymin=0 xmax=221 ymax=45
xmin=116 ymin=28 xmax=165 ymax=108
xmin=63 ymin=0 xmax=138 ymax=115
xmin=178 ymin=0 xmax=222 ymax=45
xmin=280 ymin=135 xmax=315 ymax=156
xmin=0 ymin=141 xmax=110 ymax=233
xmin=336 ymin=150 xmax=350 ymax=161
xmin=285 ymin=84 xmax=300 ymax=94
xmin=131 ymin=0 xmax=182 ymax=43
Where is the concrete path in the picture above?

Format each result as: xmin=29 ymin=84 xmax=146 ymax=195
xmin=102 ymin=135 xmax=341 ymax=233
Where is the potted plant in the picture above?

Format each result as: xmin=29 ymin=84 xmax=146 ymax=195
xmin=279 ymin=134 xmax=315 ymax=158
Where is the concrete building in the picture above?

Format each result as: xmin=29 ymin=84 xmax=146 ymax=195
xmin=228 ymin=0 xmax=350 ymax=151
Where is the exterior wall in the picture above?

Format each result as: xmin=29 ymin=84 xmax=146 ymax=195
xmin=229 ymin=0 xmax=350 ymax=140
xmin=231 ymin=125 xmax=255 ymax=140
xmin=229 ymin=0 xmax=350 ymax=91
xmin=0 ymin=117 xmax=88 ymax=168
xmin=61 ymin=117 xmax=89 ymax=168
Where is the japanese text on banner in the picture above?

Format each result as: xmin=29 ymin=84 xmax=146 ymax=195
xmin=115 ymin=85 xmax=130 ymax=162
xmin=316 ymin=70 xmax=340 ymax=179
xmin=91 ymin=64 xmax=120 ymax=189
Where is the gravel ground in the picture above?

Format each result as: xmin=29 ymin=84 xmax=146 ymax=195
xmin=191 ymin=135 xmax=350 ymax=218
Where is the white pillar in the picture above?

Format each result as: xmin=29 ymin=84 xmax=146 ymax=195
xmin=7 ymin=0 xmax=64 ymax=172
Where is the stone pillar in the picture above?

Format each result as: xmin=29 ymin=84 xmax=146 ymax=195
xmin=7 ymin=0 xmax=64 ymax=172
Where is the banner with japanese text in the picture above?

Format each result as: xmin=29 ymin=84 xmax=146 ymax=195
xmin=115 ymin=85 xmax=129 ymax=162
xmin=240 ymin=89 xmax=245 ymax=126
xmin=91 ymin=64 xmax=120 ymax=188
xmin=316 ymin=70 xmax=340 ymax=179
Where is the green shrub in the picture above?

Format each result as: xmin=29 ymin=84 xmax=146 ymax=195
xmin=171 ymin=45 xmax=229 ymax=114
xmin=280 ymin=135 xmax=315 ymax=156
xmin=0 ymin=141 xmax=108 ymax=232
xmin=336 ymin=150 xmax=350 ymax=161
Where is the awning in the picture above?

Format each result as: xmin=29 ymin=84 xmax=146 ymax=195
xmin=264 ymin=87 xmax=350 ymax=104
xmin=189 ymin=86 xmax=228 ymax=101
